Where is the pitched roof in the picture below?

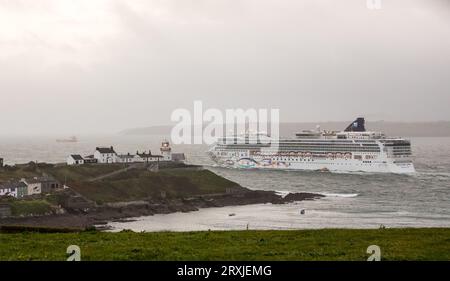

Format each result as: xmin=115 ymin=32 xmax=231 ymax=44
xmin=138 ymin=153 xmax=163 ymax=158
xmin=0 ymin=181 xmax=27 ymax=189
xmin=117 ymin=154 xmax=134 ymax=159
xmin=96 ymin=147 xmax=116 ymax=154
xmin=70 ymin=154 xmax=84 ymax=161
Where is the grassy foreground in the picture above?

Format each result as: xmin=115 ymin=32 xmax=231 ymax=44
xmin=0 ymin=228 xmax=449 ymax=261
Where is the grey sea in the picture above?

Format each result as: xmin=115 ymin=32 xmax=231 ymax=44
xmin=1 ymin=135 xmax=449 ymax=231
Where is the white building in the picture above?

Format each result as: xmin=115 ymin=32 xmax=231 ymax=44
xmin=83 ymin=155 xmax=98 ymax=164
xmin=20 ymin=176 xmax=60 ymax=194
xmin=116 ymin=151 xmax=163 ymax=163
xmin=20 ymin=178 xmax=42 ymax=195
xmin=116 ymin=153 xmax=135 ymax=163
xmin=0 ymin=181 xmax=27 ymax=198
xmin=67 ymin=154 xmax=84 ymax=166
xmin=66 ymin=141 xmax=184 ymax=166
xmin=138 ymin=151 xmax=163 ymax=162
xmin=0 ymin=187 xmax=17 ymax=198
xmin=94 ymin=147 xmax=117 ymax=163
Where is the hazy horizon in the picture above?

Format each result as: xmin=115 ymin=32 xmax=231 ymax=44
xmin=1 ymin=0 xmax=449 ymax=135
xmin=1 ymin=119 xmax=450 ymax=138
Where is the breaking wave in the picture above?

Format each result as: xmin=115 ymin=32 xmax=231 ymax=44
xmin=319 ymin=193 xmax=359 ymax=198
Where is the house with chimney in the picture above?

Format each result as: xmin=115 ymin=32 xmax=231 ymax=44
xmin=116 ymin=153 xmax=135 ymax=163
xmin=66 ymin=141 xmax=185 ymax=166
xmin=20 ymin=178 xmax=42 ymax=195
xmin=137 ymin=150 xmax=163 ymax=163
xmin=94 ymin=146 xmax=117 ymax=164
xmin=21 ymin=176 xmax=60 ymax=194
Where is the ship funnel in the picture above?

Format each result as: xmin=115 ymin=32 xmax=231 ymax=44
xmin=344 ymin=117 xmax=366 ymax=132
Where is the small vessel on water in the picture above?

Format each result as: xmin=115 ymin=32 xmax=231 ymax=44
xmin=208 ymin=117 xmax=415 ymax=174
xmin=56 ymin=136 xmax=78 ymax=143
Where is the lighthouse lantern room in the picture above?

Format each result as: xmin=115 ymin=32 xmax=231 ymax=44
xmin=160 ymin=140 xmax=172 ymax=161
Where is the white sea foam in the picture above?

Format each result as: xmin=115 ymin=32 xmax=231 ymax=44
xmin=319 ymin=193 xmax=359 ymax=198
xmin=275 ymin=190 xmax=290 ymax=198
xmin=275 ymin=191 xmax=358 ymax=198
xmin=418 ymin=172 xmax=450 ymax=178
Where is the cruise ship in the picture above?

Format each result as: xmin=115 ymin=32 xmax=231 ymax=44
xmin=208 ymin=118 xmax=415 ymax=174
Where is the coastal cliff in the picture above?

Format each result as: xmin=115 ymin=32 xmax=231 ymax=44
xmin=0 ymin=162 xmax=323 ymax=230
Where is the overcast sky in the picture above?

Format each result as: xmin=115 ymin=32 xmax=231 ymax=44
xmin=1 ymin=0 xmax=449 ymax=135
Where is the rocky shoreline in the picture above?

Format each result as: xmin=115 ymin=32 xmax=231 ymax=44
xmin=0 ymin=190 xmax=324 ymax=231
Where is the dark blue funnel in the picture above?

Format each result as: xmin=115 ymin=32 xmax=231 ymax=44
xmin=344 ymin=117 xmax=366 ymax=132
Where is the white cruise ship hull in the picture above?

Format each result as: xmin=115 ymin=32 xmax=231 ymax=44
xmin=210 ymin=155 xmax=415 ymax=174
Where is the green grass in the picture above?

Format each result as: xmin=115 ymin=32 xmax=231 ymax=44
xmin=1 ymin=163 xmax=241 ymax=204
xmin=57 ymin=168 xmax=240 ymax=203
xmin=45 ymin=164 xmax=129 ymax=182
xmin=0 ymin=228 xmax=449 ymax=261
xmin=9 ymin=200 xmax=53 ymax=216
xmin=161 ymin=169 xmax=241 ymax=194
xmin=0 ymin=166 xmax=40 ymax=182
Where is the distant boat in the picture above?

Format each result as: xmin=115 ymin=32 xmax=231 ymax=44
xmin=56 ymin=136 xmax=78 ymax=143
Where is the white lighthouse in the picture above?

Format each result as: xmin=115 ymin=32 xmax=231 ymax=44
xmin=160 ymin=140 xmax=172 ymax=161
